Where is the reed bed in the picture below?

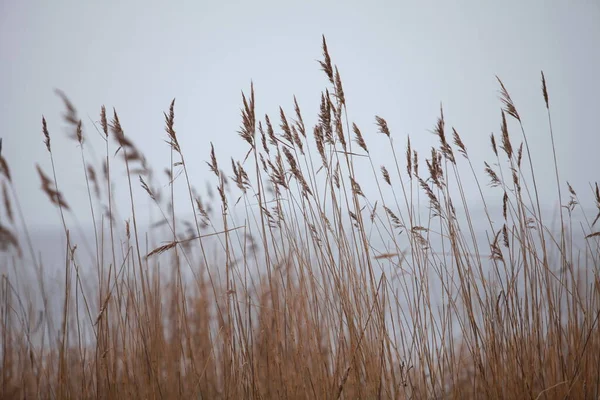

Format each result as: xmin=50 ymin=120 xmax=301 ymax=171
xmin=1 ymin=37 xmax=599 ymax=399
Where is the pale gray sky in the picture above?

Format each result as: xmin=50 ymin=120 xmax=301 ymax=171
xmin=2 ymin=0 xmax=599 ymax=230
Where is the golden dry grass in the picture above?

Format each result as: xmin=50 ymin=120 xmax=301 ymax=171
xmin=1 ymin=37 xmax=599 ymax=399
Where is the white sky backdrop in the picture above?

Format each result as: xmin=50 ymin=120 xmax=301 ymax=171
xmin=1 ymin=0 xmax=599 ymax=231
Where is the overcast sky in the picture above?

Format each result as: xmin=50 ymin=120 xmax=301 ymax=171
xmin=1 ymin=0 xmax=599 ymax=231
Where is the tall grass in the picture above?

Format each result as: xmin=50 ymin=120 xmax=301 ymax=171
xmin=1 ymin=37 xmax=599 ymax=399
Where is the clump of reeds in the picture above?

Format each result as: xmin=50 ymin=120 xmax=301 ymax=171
xmin=0 ymin=36 xmax=599 ymax=399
